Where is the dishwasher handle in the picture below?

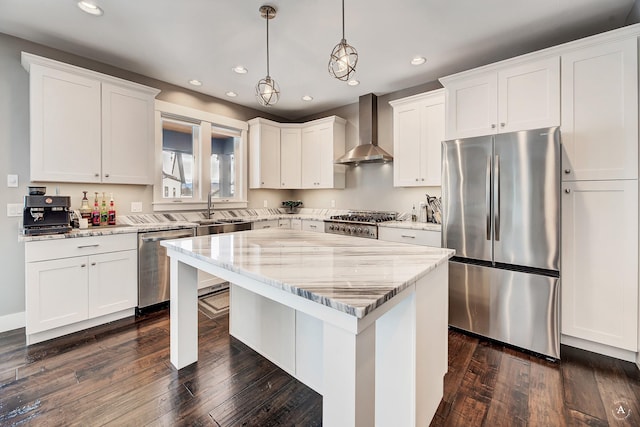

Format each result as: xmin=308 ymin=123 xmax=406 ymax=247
xmin=140 ymin=231 xmax=194 ymax=243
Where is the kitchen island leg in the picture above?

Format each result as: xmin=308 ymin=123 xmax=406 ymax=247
xmin=169 ymin=258 xmax=198 ymax=369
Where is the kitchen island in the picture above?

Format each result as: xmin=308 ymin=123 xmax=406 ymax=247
xmin=161 ymin=229 xmax=454 ymax=426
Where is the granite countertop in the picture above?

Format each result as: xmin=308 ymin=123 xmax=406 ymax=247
xmin=19 ymin=208 xmax=441 ymax=241
xmin=161 ymin=228 xmax=454 ymax=318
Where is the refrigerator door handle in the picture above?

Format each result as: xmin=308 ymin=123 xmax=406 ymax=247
xmin=486 ymin=156 xmax=491 ymax=240
xmin=494 ymin=155 xmax=500 ymax=241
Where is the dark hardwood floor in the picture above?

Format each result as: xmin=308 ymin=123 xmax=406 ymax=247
xmin=0 ymin=309 xmax=638 ymax=426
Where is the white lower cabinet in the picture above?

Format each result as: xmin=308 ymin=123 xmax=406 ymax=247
xmin=25 ymin=233 xmax=137 ymax=344
xmin=561 ymin=180 xmax=638 ymax=353
xmin=252 ymin=219 xmax=279 ymax=230
xmin=278 ymin=219 xmax=291 ymax=229
xmin=378 ymin=227 xmax=441 ymax=247
xmin=302 ymin=219 xmax=324 ymax=233
xmin=291 ymin=219 xmax=302 ymax=230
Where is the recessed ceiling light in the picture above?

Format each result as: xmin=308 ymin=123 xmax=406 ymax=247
xmin=302 ymin=95 xmax=313 ymax=102
xmin=347 ymin=79 xmax=360 ymax=86
xmin=226 ymin=91 xmax=238 ymax=97
xmin=77 ymin=1 xmax=103 ymax=16
xmin=188 ymin=79 xmax=202 ymax=86
xmin=411 ymin=56 xmax=427 ymax=66
xmin=232 ymin=65 xmax=248 ymax=74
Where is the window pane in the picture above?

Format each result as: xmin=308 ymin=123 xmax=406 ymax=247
xmin=211 ymin=131 xmax=236 ymax=198
xmin=162 ymin=119 xmax=197 ymax=199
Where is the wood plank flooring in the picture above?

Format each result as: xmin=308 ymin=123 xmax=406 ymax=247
xmin=0 ymin=310 xmax=638 ymax=426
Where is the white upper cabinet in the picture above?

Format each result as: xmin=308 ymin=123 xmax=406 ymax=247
xmin=249 ymin=119 xmax=281 ymax=188
xmin=442 ymin=56 xmax=560 ymax=139
xmin=301 ymin=118 xmax=346 ymax=189
xmin=280 ymin=127 xmax=302 ymax=189
xmin=390 ymin=89 xmax=445 ymax=187
xmin=250 ymin=116 xmax=345 ymax=190
xmin=561 ymin=38 xmax=638 ymax=181
xmin=22 ymin=52 xmax=160 ymax=184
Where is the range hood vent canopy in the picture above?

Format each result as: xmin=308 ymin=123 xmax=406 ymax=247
xmin=335 ymin=93 xmax=393 ymax=165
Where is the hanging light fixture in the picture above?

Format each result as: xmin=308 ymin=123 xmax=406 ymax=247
xmin=256 ymin=5 xmax=280 ymax=106
xmin=328 ymin=0 xmax=358 ymax=81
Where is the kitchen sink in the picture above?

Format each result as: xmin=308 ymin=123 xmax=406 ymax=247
xmin=195 ymin=218 xmax=252 ymax=236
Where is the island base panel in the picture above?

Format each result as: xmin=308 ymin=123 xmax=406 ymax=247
xmin=170 ymin=259 xmax=198 ymax=369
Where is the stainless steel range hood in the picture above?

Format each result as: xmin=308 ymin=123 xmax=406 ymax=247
xmin=335 ymin=93 xmax=393 ymax=165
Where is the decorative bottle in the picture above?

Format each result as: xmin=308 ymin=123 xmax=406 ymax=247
xmin=108 ymin=193 xmax=116 ymax=226
xmin=79 ymin=191 xmax=92 ymax=221
xmin=100 ymin=192 xmax=108 ymax=226
xmin=411 ymin=204 xmax=417 ymax=222
xmin=91 ymin=192 xmax=101 ymax=226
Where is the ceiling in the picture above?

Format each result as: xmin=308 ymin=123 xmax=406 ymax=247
xmin=0 ymin=0 xmax=637 ymax=120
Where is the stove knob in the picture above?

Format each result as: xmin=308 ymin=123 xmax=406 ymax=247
xmin=347 ymin=227 xmax=353 ymax=234
xmin=329 ymin=225 xmax=334 ymax=230
xmin=340 ymin=226 xmax=345 ymax=232
xmin=363 ymin=229 xmax=369 ymax=235
xmin=357 ymin=227 xmax=362 ymax=234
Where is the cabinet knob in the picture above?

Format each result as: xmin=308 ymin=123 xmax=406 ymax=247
xmin=415 ymin=178 xmax=419 ymax=182
xmin=91 ymin=262 xmax=97 ymax=266
xmin=421 ymin=178 xmax=425 ymax=181
xmin=261 ymin=181 xmax=265 ymax=185
xmin=94 ymin=173 xmax=99 ymax=177
xmin=282 ymin=183 xmax=285 ymax=186
xmin=81 ymin=264 xmax=86 ymax=268
xmin=565 ymin=188 xmax=571 ymax=194
xmin=564 ymin=169 xmax=571 ymax=174
xmin=491 ymin=124 xmax=496 ymax=129
xmin=104 ymin=173 xmax=110 ymax=178
xmin=500 ymin=123 xmax=506 ymax=128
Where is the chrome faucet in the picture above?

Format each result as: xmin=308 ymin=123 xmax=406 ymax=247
xmin=207 ymin=191 xmax=215 ymax=219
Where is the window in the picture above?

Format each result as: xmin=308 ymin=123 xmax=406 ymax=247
xmin=153 ymin=101 xmax=248 ymax=211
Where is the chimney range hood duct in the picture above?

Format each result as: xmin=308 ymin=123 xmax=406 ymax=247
xmin=335 ymin=93 xmax=393 ymax=165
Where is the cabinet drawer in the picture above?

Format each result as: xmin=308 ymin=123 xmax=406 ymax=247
xmin=378 ymin=227 xmax=441 ymax=247
xmin=302 ymin=220 xmax=324 ymax=233
xmin=26 ymin=233 xmax=137 ymax=262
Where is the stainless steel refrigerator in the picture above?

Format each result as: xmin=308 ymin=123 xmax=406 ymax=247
xmin=442 ymin=127 xmax=561 ymax=359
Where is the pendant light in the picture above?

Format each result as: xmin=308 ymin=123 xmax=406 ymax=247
xmin=256 ymin=5 xmax=280 ymax=106
xmin=328 ymin=0 xmax=358 ymax=81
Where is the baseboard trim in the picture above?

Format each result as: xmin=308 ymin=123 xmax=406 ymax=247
xmin=561 ymin=334 xmax=637 ymax=363
xmin=0 ymin=311 xmax=26 ymax=333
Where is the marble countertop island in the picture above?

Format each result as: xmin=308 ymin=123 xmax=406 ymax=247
xmin=163 ymin=228 xmax=454 ymax=426
xmin=162 ymin=228 xmax=452 ymax=318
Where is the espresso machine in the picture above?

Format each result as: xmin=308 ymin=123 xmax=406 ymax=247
xmin=23 ymin=194 xmax=72 ymax=235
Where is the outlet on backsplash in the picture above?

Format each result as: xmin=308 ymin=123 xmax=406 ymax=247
xmin=263 ymin=200 xmax=268 ymax=207
xmin=131 ymin=202 xmax=142 ymax=212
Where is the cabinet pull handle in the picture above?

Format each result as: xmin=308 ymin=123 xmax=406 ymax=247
xmin=263 ymin=225 xmax=271 ymax=228
xmin=81 ymin=263 xmax=86 ymax=268
xmin=401 ymin=234 xmax=416 ymax=239
xmin=500 ymin=122 xmax=505 ymax=128
xmin=564 ymin=169 xmax=571 ymax=174
xmin=104 ymin=173 xmax=110 ymax=178
xmin=77 ymin=244 xmax=99 ymax=249
xmin=310 ymin=225 xmax=317 ymax=228
xmin=565 ymin=188 xmax=571 ymax=194
xmin=91 ymin=262 xmax=97 ymax=266
xmin=491 ymin=124 xmax=496 ymax=129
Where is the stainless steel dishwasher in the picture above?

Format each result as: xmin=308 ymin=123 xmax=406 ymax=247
xmin=137 ymin=227 xmax=195 ymax=311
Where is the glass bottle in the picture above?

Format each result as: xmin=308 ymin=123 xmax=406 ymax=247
xmin=411 ymin=204 xmax=417 ymax=222
xmin=91 ymin=192 xmax=101 ymax=226
xmin=79 ymin=191 xmax=92 ymax=220
xmin=100 ymin=192 xmax=108 ymax=226
xmin=108 ymin=193 xmax=116 ymax=226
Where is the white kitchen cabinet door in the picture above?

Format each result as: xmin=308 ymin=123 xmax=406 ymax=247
xmin=278 ymin=219 xmax=291 ymax=229
xmin=391 ymin=90 xmax=445 ymax=187
xmin=29 ymin=64 xmax=102 ymax=183
xmin=26 ymin=257 xmax=89 ymax=334
xmin=497 ymin=56 xmax=560 ymax=133
xmin=561 ymin=180 xmax=638 ymax=351
xmin=302 ymin=219 xmax=324 ymax=233
xmin=88 ymin=249 xmax=137 ymax=318
xmin=301 ymin=119 xmax=346 ymax=189
xmin=249 ymin=121 xmax=281 ymax=188
xmin=561 ymin=38 xmax=638 ymax=181
xmin=301 ymin=126 xmax=323 ymax=188
xmin=444 ymin=73 xmax=497 ymax=139
xmin=291 ymin=218 xmax=302 ymax=230
xmin=101 ymin=83 xmax=156 ymax=184
xmin=280 ymin=128 xmax=302 ymax=188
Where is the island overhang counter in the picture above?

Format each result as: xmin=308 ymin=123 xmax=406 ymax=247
xmin=161 ymin=229 xmax=454 ymax=426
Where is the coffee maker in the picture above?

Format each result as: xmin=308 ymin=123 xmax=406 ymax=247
xmin=23 ymin=195 xmax=72 ymax=235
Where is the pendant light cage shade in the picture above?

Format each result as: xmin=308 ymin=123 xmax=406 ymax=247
xmin=255 ymin=76 xmax=280 ymax=106
xmin=256 ymin=5 xmax=279 ymax=106
xmin=329 ymin=39 xmax=358 ymax=81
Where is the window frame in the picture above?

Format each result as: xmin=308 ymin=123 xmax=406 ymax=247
xmin=153 ymin=100 xmax=248 ymax=212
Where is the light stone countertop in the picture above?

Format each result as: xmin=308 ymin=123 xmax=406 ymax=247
xmin=162 ymin=228 xmax=455 ymax=318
